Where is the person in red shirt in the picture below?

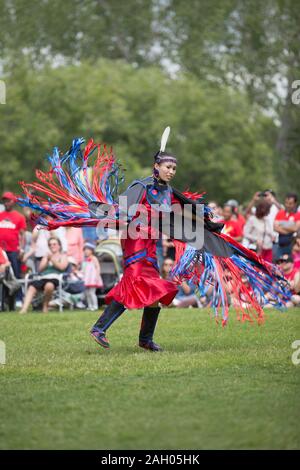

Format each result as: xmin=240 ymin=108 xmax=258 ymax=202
xmin=225 ymin=199 xmax=246 ymax=233
xmin=274 ymin=193 xmax=300 ymax=257
xmin=275 ymin=254 xmax=300 ymax=307
xmin=292 ymin=235 xmax=300 ymax=270
xmin=0 ymin=192 xmax=26 ymax=287
xmin=220 ymin=205 xmax=243 ymax=241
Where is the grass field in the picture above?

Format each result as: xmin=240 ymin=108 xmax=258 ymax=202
xmin=0 ymin=308 xmax=299 ymax=450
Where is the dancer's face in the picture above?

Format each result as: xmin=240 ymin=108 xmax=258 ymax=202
xmin=155 ymin=162 xmax=177 ymax=183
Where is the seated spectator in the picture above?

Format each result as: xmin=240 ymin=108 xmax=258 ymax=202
xmin=242 ymin=200 xmax=273 ymax=262
xmin=23 ymin=219 xmax=69 ymax=272
xmin=160 ymin=258 xmax=174 ymax=279
xmin=220 ymin=205 xmax=243 ymax=241
xmin=19 ymin=237 xmax=68 ymax=314
xmin=160 ymin=257 xmax=201 ymax=308
xmin=275 ymin=254 xmax=300 ymax=307
xmin=274 ymin=193 xmax=300 ymax=257
xmin=263 ymin=281 xmax=288 ymax=309
xmin=172 ymin=280 xmax=201 ymax=308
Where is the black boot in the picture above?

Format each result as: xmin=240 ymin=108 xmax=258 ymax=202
xmin=139 ymin=306 xmax=163 ymax=352
xmin=90 ymin=301 xmax=125 ymax=349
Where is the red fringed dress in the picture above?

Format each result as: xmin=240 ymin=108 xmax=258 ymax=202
xmin=106 ymin=234 xmax=178 ymax=309
xmin=105 ymin=179 xmax=186 ymax=308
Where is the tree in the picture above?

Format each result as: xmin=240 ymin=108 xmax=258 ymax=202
xmin=0 ymin=59 xmax=277 ymax=203
xmin=159 ymin=0 xmax=300 ymax=193
xmin=0 ymin=0 xmax=155 ymax=66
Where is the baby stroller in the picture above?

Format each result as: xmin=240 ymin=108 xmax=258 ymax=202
xmin=0 ymin=266 xmax=21 ymax=312
xmin=95 ymin=239 xmax=123 ymax=306
xmin=49 ymin=273 xmax=86 ymax=311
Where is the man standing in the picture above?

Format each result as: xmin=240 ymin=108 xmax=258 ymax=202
xmin=220 ymin=204 xmax=243 ymax=242
xmin=224 ymin=199 xmax=246 ymax=233
xmin=274 ymin=193 xmax=300 ymax=257
xmin=0 ymin=192 xmax=26 ymax=302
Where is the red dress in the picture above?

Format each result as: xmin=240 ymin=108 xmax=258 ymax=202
xmin=105 ymin=193 xmax=178 ymax=309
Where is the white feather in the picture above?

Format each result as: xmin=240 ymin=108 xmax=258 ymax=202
xmin=160 ymin=126 xmax=170 ymax=152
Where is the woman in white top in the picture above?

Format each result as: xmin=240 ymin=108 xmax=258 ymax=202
xmin=23 ymin=225 xmax=67 ymax=271
xmin=243 ymin=200 xmax=274 ymax=263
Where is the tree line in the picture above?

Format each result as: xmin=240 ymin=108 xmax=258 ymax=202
xmin=0 ymin=0 xmax=299 ymax=202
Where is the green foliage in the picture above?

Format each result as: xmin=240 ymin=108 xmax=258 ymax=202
xmin=0 ymin=309 xmax=299 ymax=449
xmin=161 ymin=0 xmax=300 ymax=195
xmin=0 ymin=0 xmax=298 ymax=197
xmin=0 ymin=0 xmax=155 ymax=65
xmin=0 ymin=59 xmax=277 ymax=203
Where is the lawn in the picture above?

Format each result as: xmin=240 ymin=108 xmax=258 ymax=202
xmin=0 ymin=308 xmax=299 ymax=450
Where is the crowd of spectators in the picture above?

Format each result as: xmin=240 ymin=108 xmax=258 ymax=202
xmin=0 ymin=189 xmax=299 ymax=313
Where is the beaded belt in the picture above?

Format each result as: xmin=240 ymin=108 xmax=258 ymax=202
xmin=124 ymin=249 xmax=159 ymax=271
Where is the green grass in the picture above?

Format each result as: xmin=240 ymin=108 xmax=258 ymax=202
xmin=0 ymin=308 xmax=299 ymax=450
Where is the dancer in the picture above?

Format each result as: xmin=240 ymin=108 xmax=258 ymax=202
xmin=18 ymin=129 xmax=290 ymax=351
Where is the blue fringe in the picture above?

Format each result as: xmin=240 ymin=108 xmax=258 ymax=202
xmin=170 ymin=244 xmax=291 ymax=321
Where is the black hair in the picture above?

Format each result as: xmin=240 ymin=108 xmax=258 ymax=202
xmin=286 ymin=193 xmax=298 ymax=203
xmin=263 ymin=189 xmax=276 ymax=197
